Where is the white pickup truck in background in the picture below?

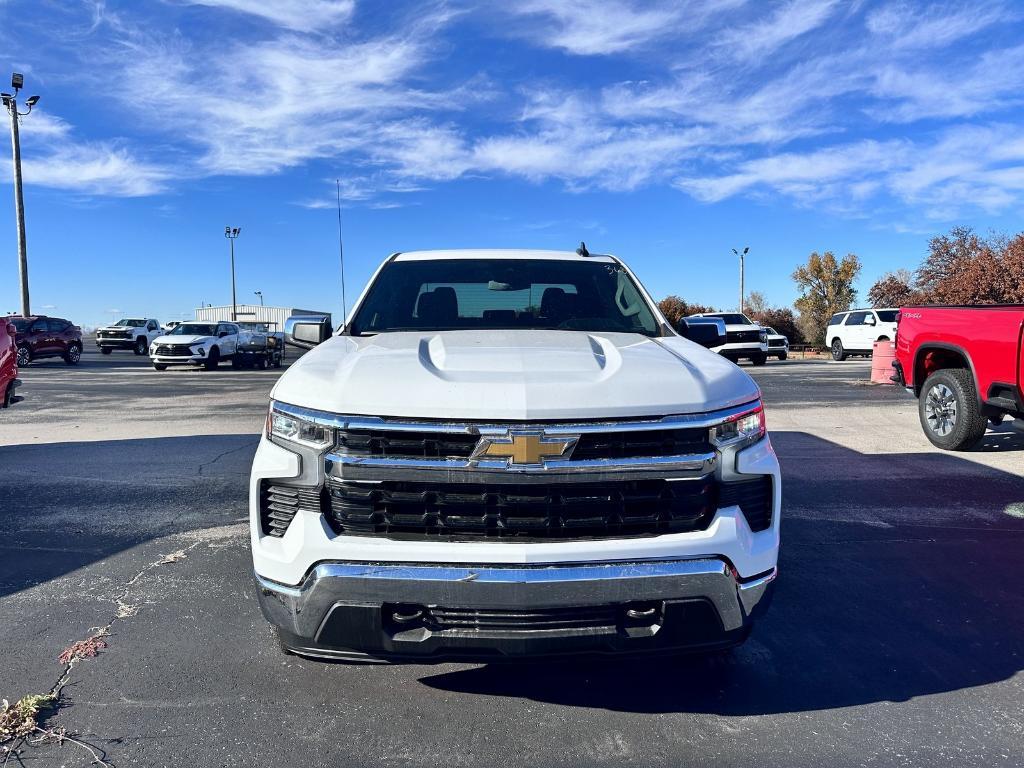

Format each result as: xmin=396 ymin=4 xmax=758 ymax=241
xmin=251 ymin=248 xmax=780 ymax=662
xmin=96 ymin=318 xmax=163 ymax=356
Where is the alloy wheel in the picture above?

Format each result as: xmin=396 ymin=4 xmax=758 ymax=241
xmin=925 ymin=383 xmax=957 ymax=436
xmin=16 ymin=346 xmax=29 ymax=367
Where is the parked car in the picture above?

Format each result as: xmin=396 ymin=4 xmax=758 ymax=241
xmin=763 ymin=326 xmax=789 ymax=360
xmin=234 ymin=321 xmax=285 ymax=369
xmin=827 ymin=308 xmax=898 ymax=361
xmin=9 ymin=315 xmax=83 ymax=366
xmin=688 ymin=312 xmax=768 ymax=365
xmin=95 ymin=318 xmax=163 ymax=356
xmin=893 ymin=305 xmax=1023 ymax=450
xmin=251 ymin=248 xmax=780 ymax=662
xmin=149 ymin=321 xmax=239 ymax=370
xmin=1 ymin=318 xmax=20 ymax=407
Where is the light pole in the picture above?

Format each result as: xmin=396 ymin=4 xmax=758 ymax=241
xmin=2 ymin=73 xmax=40 ymax=317
xmin=254 ymin=290 xmax=263 ymax=307
xmin=224 ymin=226 xmax=241 ymax=320
xmin=733 ymin=246 xmax=749 ymax=314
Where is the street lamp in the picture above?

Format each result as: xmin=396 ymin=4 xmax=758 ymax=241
xmin=733 ymin=246 xmax=750 ymax=314
xmin=3 ymin=72 xmax=40 ymax=317
xmin=254 ymin=290 xmax=263 ymax=307
xmin=224 ymin=226 xmax=241 ymax=320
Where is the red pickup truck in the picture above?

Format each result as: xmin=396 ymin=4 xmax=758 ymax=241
xmin=894 ymin=306 xmax=1024 ymax=450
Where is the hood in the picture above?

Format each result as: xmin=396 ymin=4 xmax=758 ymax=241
xmin=272 ymin=330 xmax=760 ymax=421
xmin=98 ymin=325 xmax=135 ymax=333
xmin=153 ymin=334 xmax=211 ymax=345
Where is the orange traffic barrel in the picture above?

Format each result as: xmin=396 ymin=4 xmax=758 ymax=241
xmin=871 ymin=341 xmax=896 ymax=384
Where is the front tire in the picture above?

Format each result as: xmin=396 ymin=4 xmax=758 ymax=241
xmin=2 ymin=381 xmax=13 ymax=408
xmin=134 ymin=337 xmax=148 ymax=355
xmin=64 ymin=344 xmax=81 ymax=365
xmin=153 ymin=363 xmax=168 ymax=371
xmin=16 ymin=345 xmax=30 ymax=367
xmin=203 ymin=347 xmax=220 ymax=370
xmin=101 ymin=347 xmax=112 ymax=355
xmin=831 ymin=339 xmax=846 ymax=361
xmin=751 ymin=353 xmax=767 ymax=366
xmin=778 ymin=351 xmax=788 ymax=361
xmin=919 ymin=369 xmax=987 ymax=451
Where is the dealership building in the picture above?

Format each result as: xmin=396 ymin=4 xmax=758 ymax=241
xmin=193 ymin=304 xmax=332 ymax=330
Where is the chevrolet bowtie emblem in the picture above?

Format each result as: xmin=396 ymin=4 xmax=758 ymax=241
xmin=472 ymin=432 xmax=578 ymax=467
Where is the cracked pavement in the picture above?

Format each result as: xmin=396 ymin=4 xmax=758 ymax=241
xmin=1 ymin=348 xmax=1023 ymax=767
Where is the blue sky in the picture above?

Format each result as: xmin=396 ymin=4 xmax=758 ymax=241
xmin=2 ymin=0 xmax=1024 ymax=326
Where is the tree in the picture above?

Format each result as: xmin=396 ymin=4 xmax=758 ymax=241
xmin=657 ymin=296 xmax=717 ymax=327
xmin=751 ymin=306 xmax=802 ymax=343
xmin=916 ymin=226 xmax=990 ymax=304
xmin=867 ymin=269 xmax=917 ymax=307
xmin=791 ymin=251 xmax=862 ymax=345
xmin=745 ymin=290 xmax=769 ymax=316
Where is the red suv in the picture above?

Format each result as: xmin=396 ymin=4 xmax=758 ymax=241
xmin=1 ymin=318 xmax=19 ymax=406
xmin=9 ymin=315 xmax=83 ymax=366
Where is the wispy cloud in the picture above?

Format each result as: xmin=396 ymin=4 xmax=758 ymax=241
xmin=502 ymin=0 xmax=730 ymax=56
xmin=717 ymin=0 xmax=839 ymax=61
xmin=178 ymin=0 xmax=355 ymax=32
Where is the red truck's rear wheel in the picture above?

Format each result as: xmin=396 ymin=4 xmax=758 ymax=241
xmin=919 ymin=369 xmax=987 ymax=451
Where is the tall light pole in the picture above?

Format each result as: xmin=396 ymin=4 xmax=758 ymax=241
xmin=2 ymin=73 xmax=40 ymax=318
xmin=224 ymin=226 xmax=241 ymax=320
xmin=254 ymin=290 xmax=263 ymax=306
xmin=733 ymin=246 xmax=749 ymax=314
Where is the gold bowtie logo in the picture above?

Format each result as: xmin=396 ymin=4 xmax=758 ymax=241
xmin=474 ymin=432 xmax=577 ymax=467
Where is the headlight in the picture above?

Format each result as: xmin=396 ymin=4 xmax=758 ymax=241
xmin=710 ymin=404 xmax=766 ymax=450
xmin=758 ymin=330 xmax=768 ymax=343
xmin=267 ymin=404 xmax=333 ymax=449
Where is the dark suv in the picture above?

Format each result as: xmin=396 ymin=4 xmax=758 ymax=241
xmin=9 ymin=315 xmax=83 ymax=366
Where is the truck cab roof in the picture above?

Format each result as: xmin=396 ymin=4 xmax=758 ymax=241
xmin=392 ymin=249 xmax=618 ymax=263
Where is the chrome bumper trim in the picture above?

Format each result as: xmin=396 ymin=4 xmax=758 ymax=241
xmin=256 ymin=560 xmax=777 ymax=636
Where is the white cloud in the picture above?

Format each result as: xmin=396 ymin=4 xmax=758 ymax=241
xmin=503 ymin=0 xmax=741 ymax=56
xmin=865 ymin=2 xmax=1008 ymax=50
xmin=19 ymin=142 xmax=168 ymax=196
xmin=718 ymin=0 xmax=840 ymax=61
xmin=179 ymin=0 xmax=355 ymax=32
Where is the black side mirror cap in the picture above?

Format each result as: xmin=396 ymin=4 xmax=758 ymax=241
xmin=675 ymin=317 xmax=727 ymax=349
xmin=285 ymin=314 xmax=333 ymax=349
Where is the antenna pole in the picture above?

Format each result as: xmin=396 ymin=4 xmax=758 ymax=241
xmin=336 ymin=179 xmax=347 ymax=323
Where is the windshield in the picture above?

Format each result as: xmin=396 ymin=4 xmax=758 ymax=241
xmin=115 ymin=319 xmax=145 ymax=327
xmin=169 ymin=323 xmax=217 ymax=336
xmin=237 ymin=322 xmax=270 ymax=332
xmin=876 ymin=310 xmax=899 ymax=322
xmin=9 ymin=318 xmax=30 ymax=332
xmin=349 ymin=259 xmax=660 ymax=337
xmin=706 ymin=313 xmax=753 ymax=325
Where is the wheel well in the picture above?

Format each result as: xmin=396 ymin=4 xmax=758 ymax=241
xmin=914 ymin=347 xmax=969 ymax=395
xmin=876 ymin=335 xmax=890 ymax=341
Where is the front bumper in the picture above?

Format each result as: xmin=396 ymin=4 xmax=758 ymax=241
xmin=96 ymin=338 xmax=135 ymax=349
xmin=151 ymin=354 xmax=204 ymax=365
xmin=713 ymin=342 xmax=767 ymax=358
xmin=257 ymin=559 xmax=776 ymax=662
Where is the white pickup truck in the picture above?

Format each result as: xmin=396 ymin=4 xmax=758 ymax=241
xmin=688 ymin=312 xmax=768 ymax=365
xmin=251 ymin=249 xmax=780 ymax=661
xmin=95 ymin=318 xmax=163 ymax=356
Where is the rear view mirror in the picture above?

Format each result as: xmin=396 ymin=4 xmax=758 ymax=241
xmin=676 ymin=317 xmax=726 ymax=349
xmin=285 ymin=314 xmax=333 ymax=349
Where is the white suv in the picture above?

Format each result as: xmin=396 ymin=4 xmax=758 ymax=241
xmin=250 ymin=249 xmax=780 ymax=662
xmin=827 ymin=308 xmax=899 ymax=361
xmin=149 ymin=321 xmax=240 ymax=370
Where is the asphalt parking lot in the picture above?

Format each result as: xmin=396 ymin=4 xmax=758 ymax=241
xmin=2 ymin=348 xmax=1023 ymax=767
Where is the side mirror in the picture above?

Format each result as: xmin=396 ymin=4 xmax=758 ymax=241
xmin=285 ymin=314 xmax=333 ymax=349
xmin=219 ymin=331 xmax=230 ymax=338
xmin=676 ymin=317 xmax=726 ymax=349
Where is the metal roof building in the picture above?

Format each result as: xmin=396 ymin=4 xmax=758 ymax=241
xmin=193 ymin=304 xmax=331 ymax=330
